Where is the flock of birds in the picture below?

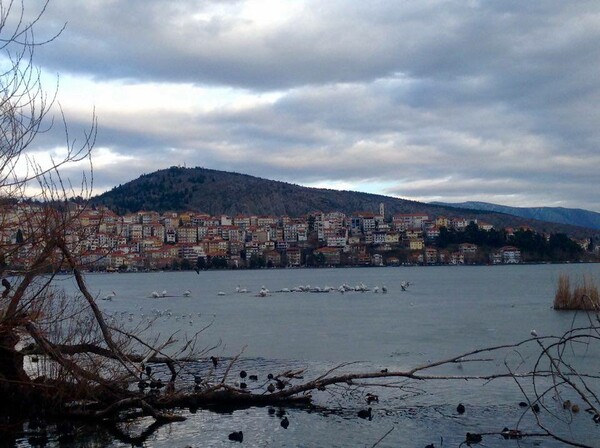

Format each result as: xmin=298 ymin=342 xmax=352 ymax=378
xmin=216 ymin=282 xmax=412 ymax=297
xmin=100 ymin=282 xmax=412 ymax=301
xmin=149 ymin=290 xmax=192 ymax=298
xmin=98 ymin=280 xmax=413 ymax=326
xmin=101 ymin=290 xmax=192 ymax=301
xmin=201 ymin=369 xmax=484 ymax=445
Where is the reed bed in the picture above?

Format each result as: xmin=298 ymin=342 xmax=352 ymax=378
xmin=553 ymin=273 xmax=600 ymax=310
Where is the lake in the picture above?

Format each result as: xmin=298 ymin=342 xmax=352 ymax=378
xmin=21 ymin=264 xmax=600 ymax=446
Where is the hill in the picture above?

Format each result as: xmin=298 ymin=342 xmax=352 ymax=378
xmin=91 ymin=166 xmax=596 ymax=238
xmin=433 ymin=201 xmax=600 ymax=231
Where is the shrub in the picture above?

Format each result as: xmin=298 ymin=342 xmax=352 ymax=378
xmin=553 ymin=273 xmax=600 ymax=310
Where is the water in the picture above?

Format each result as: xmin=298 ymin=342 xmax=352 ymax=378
xmin=18 ymin=264 xmax=600 ymax=446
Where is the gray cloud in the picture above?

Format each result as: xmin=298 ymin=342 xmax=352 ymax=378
xmin=11 ymin=0 xmax=600 ymax=212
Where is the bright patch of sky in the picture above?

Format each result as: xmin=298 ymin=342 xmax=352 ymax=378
xmin=304 ymin=180 xmax=399 ymax=196
xmin=53 ymin=74 xmax=284 ymax=114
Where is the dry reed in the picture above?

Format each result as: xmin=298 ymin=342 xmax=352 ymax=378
xmin=553 ymin=273 xmax=600 ymax=310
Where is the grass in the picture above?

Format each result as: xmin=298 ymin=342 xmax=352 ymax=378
xmin=553 ymin=273 xmax=600 ymax=311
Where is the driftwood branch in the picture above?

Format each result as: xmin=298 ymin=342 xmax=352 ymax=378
xmin=71 ymin=397 xmax=185 ymax=422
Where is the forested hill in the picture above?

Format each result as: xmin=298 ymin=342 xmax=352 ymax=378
xmin=91 ymin=166 xmax=596 ymax=237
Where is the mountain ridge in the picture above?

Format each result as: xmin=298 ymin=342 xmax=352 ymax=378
xmin=432 ymin=201 xmax=600 ymax=231
xmin=91 ymin=166 xmax=597 ymax=238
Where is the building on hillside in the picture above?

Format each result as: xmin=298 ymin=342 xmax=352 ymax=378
xmin=386 ymin=256 xmax=400 ymax=266
xmin=479 ymin=222 xmax=494 ymax=231
xmin=313 ymin=247 xmax=341 ymax=265
xmin=233 ymin=215 xmax=251 ymax=228
xmin=220 ymin=215 xmax=233 ymax=226
xmin=165 ymin=227 xmax=176 ymax=243
xmin=352 ymin=213 xmax=377 ymax=233
xmin=177 ymin=226 xmax=198 ymax=244
xmin=393 ymin=213 xmax=429 ymax=231
xmin=264 ymin=250 xmax=281 ymax=267
xmin=327 ymin=235 xmax=348 ymax=247
xmin=501 ymin=246 xmax=521 ymax=264
xmin=372 ymin=231 xmax=387 ymax=245
xmin=179 ymin=244 xmax=206 ymax=260
xmin=405 ymin=229 xmax=423 ymax=239
xmin=459 ymin=243 xmax=478 ymax=254
xmin=490 ymin=251 xmax=503 ymax=265
xmin=450 ymin=252 xmax=465 ymax=265
xmin=372 ymin=253 xmax=383 ymax=266
xmin=424 ymin=247 xmax=438 ymax=264
xmin=424 ymin=226 xmax=441 ymax=240
xmin=286 ymin=247 xmax=302 ymax=267
xmin=435 ymin=216 xmax=449 ymax=228
xmin=408 ymin=238 xmax=424 ymax=250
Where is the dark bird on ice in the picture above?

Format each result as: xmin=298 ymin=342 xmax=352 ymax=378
xmin=465 ymin=432 xmax=482 ymax=444
xmin=228 ymin=431 xmax=243 ymax=442
xmin=210 ymin=356 xmax=219 ymax=368
xmin=1 ymin=278 xmax=10 ymax=298
xmin=456 ymin=403 xmax=465 ymax=414
xmin=280 ymin=417 xmax=289 ymax=429
xmin=366 ymin=393 xmax=379 ymax=404
xmin=357 ymin=408 xmax=372 ymax=420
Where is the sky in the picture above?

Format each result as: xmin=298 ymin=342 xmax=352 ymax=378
xmin=6 ymin=1 xmax=600 ymax=212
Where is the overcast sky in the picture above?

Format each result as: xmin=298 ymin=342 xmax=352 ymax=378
xmin=9 ymin=1 xmax=600 ymax=212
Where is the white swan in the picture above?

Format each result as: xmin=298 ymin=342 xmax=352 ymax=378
xmin=183 ymin=290 xmax=191 ymax=297
xmin=151 ymin=291 xmax=160 ymax=298
xmin=102 ymin=291 xmax=116 ymax=301
xmin=161 ymin=290 xmax=168 ymax=297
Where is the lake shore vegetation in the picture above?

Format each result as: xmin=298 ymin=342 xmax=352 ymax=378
xmin=554 ymin=273 xmax=600 ymax=310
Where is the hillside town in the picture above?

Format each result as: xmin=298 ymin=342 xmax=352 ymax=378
xmin=1 ymin=202 xmax=595 ymax=272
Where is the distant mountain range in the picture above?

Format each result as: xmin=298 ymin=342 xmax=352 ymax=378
xmin=432 ymin=201 xmax=600 ymax=231
xmin=91 ymin=166 xmax=597 ymax=238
